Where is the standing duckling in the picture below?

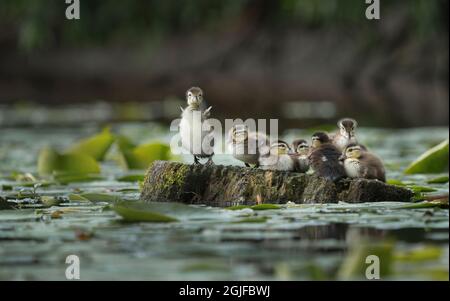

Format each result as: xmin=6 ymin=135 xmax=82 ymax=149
xmin=339 ymin=143 xmax=386 ymax=182
xmin=308 ymin=132 xmax=346 ymax=182
xmin=227 ymin=124 xmax=269 ymax=167
xmin=290 ymin=139 xmax=310 ymax=173
xmin=259 ymin=140 xmax=297 ymax=171
xmin=179 ymin=87 xmax=214 ymax=164
xmin=331 ymin=118 xmax=358 ymax=151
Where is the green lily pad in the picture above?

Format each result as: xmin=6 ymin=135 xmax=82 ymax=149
xmin=404 ymin=140 xmax=449 ymax=174
xmin=409 ymin=185 xmax=437 ymax=193
xmin=37 ymin=147 xmax=101 ymax=176
xmin=113 ymin=203 xmax=178 ymax=223
xmin=226 ymin=204 xmax=281 ymax=211
xmin=117 ymin=174 xmax=145 ymax=182
xmin=65 ymin=127 xmax=115 ymax=161
xmin=79 ymin=193 xmax=121 ymax=203
xmin=119 ymin=142 xmax=172 ymax=170
xmin=386 ymin=179 xmax=407 ymax=186
xmin=54 ymin=173 xmax=104 ymax=184
xmin=427 ymin=176 xmax=449 ymax=184
xmin=251 ymin=204 xmax=281 ymax=210
xmin=399 ymin=200 xmax=448 ymax=209
xmin=68 ymin=194 xmax=90 ymax=202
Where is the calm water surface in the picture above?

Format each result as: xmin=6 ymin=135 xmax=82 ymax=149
xmin=0 ymin=120 xmax=448 ymax=280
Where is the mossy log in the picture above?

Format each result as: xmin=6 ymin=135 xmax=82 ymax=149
xmin=140 ymin=161 xmax=413 ymax=207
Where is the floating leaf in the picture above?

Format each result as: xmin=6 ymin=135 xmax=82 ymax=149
xmin=399 ymin=200 xmax=448 ymax=209
xmin=117 ymin=174 xmax=145 ymax=182
xmin=119 ymin=142 xmax=172 ymax=170
xmin=68 ymin=194 xmax=90 ymax=202
xmin=226 ymin=204 xmax=281 ymax=211
xmin=113 ymin=202 xmax=178 ymax=223
xmin=79 ymin=193 xmax=121 ymax=203
xmin=65 ymin=127 xmax=115 ymax=161
xmin=427 ymin=176 xmax=449 ymax=184
xmin=251 ymin=204 xmax=281 ymax=210
xmin=409 ymin=185 xmax=437 ymax=193
xmin=40 ymin=196 xmax=61 ymax=207
xmin=404 ymin=140 xmax=449 ymax=174
xmin=37 ymin=147 xmax=100 ymax=176
xmin=386 ymin=179 xmax=406 ymax=186
xmin=54 ymin=173 xmax=104 ymax=184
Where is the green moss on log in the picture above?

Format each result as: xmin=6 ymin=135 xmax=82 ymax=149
xmin=140 ymin=161 xmax=414 ymax=207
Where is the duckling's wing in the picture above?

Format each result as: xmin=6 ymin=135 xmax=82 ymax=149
xmin=310 ymin=145 xmax=345 ymax=181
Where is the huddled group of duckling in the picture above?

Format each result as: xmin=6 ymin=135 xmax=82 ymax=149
xmin=179 ymin=87 xmax=386 ymax=183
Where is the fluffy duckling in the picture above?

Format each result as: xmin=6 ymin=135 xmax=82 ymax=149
xmin=227 ymin=124 xmax=269 ymax=167
xmin=308 ymin=132 xmax=346 ymax=182
xmin=339 ymin=143 xmax=386 ymax=182
xmin=290 ymin=139 xmax=310 ymax=173
xmin=259 ymin=140 xmax=297 ymax=171
xmin=179 ymin=87 xmax=214 ymax=164
xmin=331 ymin=118 xmax=358 ymax=151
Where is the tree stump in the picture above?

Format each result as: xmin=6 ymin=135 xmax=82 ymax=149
xmin=140 ymin=161 xmax=413 ymax=207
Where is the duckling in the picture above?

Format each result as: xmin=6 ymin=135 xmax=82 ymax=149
xmin=339 ymin=143 xmax=386 ymax=182
xmin=308 ymin=132 xmax=346 ymax=182
xmin=259 ymin=140 xmax=297 ymax=171
xmin=290 ymin=139 xmax=310 ymax=173
xmin=179 ymin=87 xmax=214 ymax=164
xmin=331 ymin=118 xmax=358 ymax=151
xmin=227 ymin=124 xmax=269 ymax=167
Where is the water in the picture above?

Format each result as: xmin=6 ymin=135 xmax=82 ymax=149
xmin=0 ymin=119 xmax=448 ymax=280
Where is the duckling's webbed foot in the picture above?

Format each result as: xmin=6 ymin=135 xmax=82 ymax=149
xmin=194 ymin=156 xmax=200 ymax=165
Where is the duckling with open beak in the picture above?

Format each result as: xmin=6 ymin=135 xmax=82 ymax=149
xmin=227 ymin=124 xmax=269 ymax=167
xmin=331 ymin=118 xmax=358 ymax=151
xmin=259 ymin=140 xmax=297 ymax=171
xmin=339 ymin=143 xmax=386 ymax=182
xmin=290 ymin=139 xmax=310 ymax=173
xmin=308 ymin=132 xmax=346 ymax=182
xmin=179 ymin=87 xmax=214 ymax=165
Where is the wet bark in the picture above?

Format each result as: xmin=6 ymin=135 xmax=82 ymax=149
xmin=140 ymin=161 xmax=413 ymax=207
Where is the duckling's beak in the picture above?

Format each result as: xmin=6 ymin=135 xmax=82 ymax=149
xmin=339 ymin=154 xmax=346 ymax=161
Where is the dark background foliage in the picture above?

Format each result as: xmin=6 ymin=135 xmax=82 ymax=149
xmin=0 ymin=0 xmax=448 ymax=127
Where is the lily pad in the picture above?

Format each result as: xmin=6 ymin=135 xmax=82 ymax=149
xmin=427 ymin=176 xmax=449 ymax=184
xmin=68 ymin=194 xmax=90 ymax=202
xmin=113 ymin=202 xmax=178 ymax=223
xmin=79 ymin=193 xmax=121 ymax=203
xmin=65 ymin=127 xmax=115 ymax=161
xmin=404 ymin=140 xmax=449 ymax=174
xmin=226 ymin=204 xmax=281 ymax=211
xmin=117 ymin=174 xmax=145 ymax=182
xmin=37 ymin=147 xmax=100 ymax=176
xmin=54 ymin=173 xmax=104 ymax=184
xmin=119 ymin=142 xmax=172 ymax=170
xmin=251 ymin=204 xmax=281 ymax=210
xmin=409 ymin=185 xmax=437 ymax=193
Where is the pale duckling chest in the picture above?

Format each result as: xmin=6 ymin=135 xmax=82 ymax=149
xmin=343 ymin=158 xmax=361 ymax=178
